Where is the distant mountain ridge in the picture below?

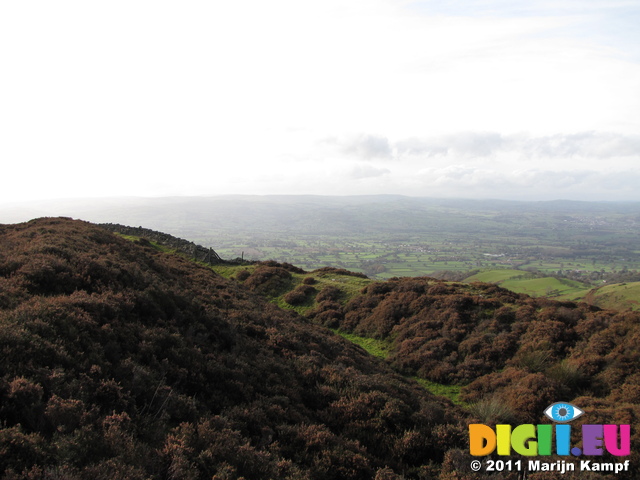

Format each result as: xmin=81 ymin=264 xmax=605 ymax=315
xmin=3 ymin=195 xmax=640 ymax=235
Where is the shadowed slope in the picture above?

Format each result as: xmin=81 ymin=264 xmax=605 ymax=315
xmin=0 ymin=218 xmax=464 ymax=480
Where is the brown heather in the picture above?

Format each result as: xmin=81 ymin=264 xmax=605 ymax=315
xmin=0 ymin=218 xmax=466 ymax=480
xmin=1 ymin=218 xmax=639 ymax=479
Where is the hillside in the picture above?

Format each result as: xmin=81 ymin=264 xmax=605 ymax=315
xmin=1 ymin=218 xmax=639 ymax=479
xmin=463 ymin=269 xmax=640 ymax=311
xmin=0 ymin=218 xmax=467 ymax=480
xmin=463 ymin=270 xmax=592 ymax=300
xmin=215 ymin=264 xmax=640 ymax=476
xmin=583 ymin=282 xmax=640 ymax=311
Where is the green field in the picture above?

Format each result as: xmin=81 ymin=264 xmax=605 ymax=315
xmin=500 ymin=276 xmax=591 ymax=298
xmin=465 ymin=269 xmax=593 ymax=299
xmin=464 ymin=269 xmax=525 ymax=283
xmin=463 ymin=268 xmax=640 ymax=310
xmin=583 ymin=281 xmax=640 ymax=311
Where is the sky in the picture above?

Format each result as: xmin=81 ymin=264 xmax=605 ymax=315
xmin=1 ymin=0 xmax=639 ymax=203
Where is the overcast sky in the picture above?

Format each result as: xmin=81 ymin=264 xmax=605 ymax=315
xmin=1 ymin=0 xmax=639 ymax=203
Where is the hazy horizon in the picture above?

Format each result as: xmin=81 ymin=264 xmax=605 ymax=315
xmin=2 ymin=0 xmax=639 ymax=203
xmin=4 ymin=193 xmax=640 ymax=227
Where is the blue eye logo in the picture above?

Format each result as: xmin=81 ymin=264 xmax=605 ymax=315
xmin=544 ymin=402 xmax=584 ymax=423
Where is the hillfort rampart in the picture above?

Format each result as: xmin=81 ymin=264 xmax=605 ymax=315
xmin=98 ymin=223 xmax=244 ymax=265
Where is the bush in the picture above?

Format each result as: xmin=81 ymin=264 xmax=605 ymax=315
xmin=283 ymin=285 xmax=317 ymax=306
xmin=235 ymin=269 xmax=251 ymax=281
xmin=316 ymin=286 xmax=342 ymax=303
xmin=312 ymin=267 xmax=368 ymax=279
xmin=243 ymin=266 xmax=292 ymax=296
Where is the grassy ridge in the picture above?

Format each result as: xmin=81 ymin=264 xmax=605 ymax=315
xmin=464 ymin=268 xmax=640 ymax=310
xmin=464 ymin=269 xmax=524 ymax=283
xmin=213 ymin=264 xmax=372 ymax=313
xmin=584 ymin=281 xmax=640 ymax=311
xmin=465 ymin=269 xmax=592 ymax=298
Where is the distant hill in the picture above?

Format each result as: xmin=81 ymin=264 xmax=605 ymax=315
xmin=3 ymin=195 xmax=640 ymax=239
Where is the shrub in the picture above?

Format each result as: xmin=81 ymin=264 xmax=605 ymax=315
xmin=468 ymin=397 xmax=517 ymax=425
xmin=283 ymin=285 xmax=317 ymax=306
xmin=312 ymin=267 xmax=368 ymax=279
xmin=316 ymin=286 xmax=342 ymax=303
xmin=235 ymin=269 xmax=251 ymax=281
xmin=545 ymin=360 xmax=589 ymax=393
xmin=243 ymin=266 xmax=292 ymax=296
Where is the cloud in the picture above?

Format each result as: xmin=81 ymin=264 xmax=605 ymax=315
xmin=396 ymin=132 xmax=504 ymax=157
xmin=414 ymin=165 xmax=640 ymax=200
xmin=395 ymin=131 xmax=640 ymax=160
xmin=1 ymin=0 xmax=639 ymax=204
xmin=322 ymin=134 xmax=393 ymax=160
xmin=515 ymin=132 xmax=640 ymax=158
xmin=347 ymin=164 xmax=391 ymax=180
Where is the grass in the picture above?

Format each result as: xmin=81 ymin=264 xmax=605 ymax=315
xmin=308 ymin=269 xmax=371 ymax=301
xmin=114 ymin=233 xmax=174 ymax=253
xmin=465 ymin=269 xmax=524 ymax=283
xmin=331 ymin=329 xmax=392 ymax=359
xmin=331 ymin=329 xmax=465 ymax=405
xmin=412 ymin=377 xmax=465 ymax=405
xmin=584 ymin=281 xmax=640 ymax=311
xmin=464 ymin=269 xmax=592 ymax=299
xmin=500 ymin=276 xmax=588 ymax=297
xmin=468 ymin=397 xmax=516 ymax=423
xmin=210 ymin=264 xmax=257 ymax=279
xmin=208 ymin=264 xmax=372 ymax=317
xmin=464 ymin=268 xmax=640 ymax=309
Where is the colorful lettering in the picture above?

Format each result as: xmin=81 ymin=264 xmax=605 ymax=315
xmin=469 ymin=423 xmax=631 ymax=457
xmin=604 ymin=424 xmax=630 ymax=456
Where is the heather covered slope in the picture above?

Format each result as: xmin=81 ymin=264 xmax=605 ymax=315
xmin=308 ymin=276 xmax=640 ymax=465
xmin=0 ymin=218 xmax=465 ymax=479
xmin=2 ymin=218 xmax=639 ymax=479
xmin=310 ymin=276 xmax=640 ymax=402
